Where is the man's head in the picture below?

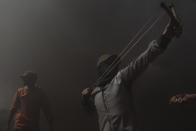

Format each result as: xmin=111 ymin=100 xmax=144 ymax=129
xmin=20 ymin=71 xmax=37 ymax=86
xmin=97 ymin=54 xmax=120 ymax=78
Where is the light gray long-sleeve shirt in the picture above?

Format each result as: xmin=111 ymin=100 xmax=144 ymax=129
xmin=91 ymin=40 xmax=165 ymax=131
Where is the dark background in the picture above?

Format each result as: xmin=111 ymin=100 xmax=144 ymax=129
xmin=0 ymin=0 xmax=195 ymax=131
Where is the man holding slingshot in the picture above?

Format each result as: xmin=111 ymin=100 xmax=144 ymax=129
xmin=81 ymin=3 xmax=183 ymax=131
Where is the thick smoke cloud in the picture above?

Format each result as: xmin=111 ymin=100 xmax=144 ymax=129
xmin=0 ymin=0 xmax=195 ymax=131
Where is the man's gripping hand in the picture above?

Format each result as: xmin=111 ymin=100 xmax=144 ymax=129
xmin=81 ymin=88 xmax=91 ymax=96
xmin=169 ymin=94 xmax=191 ymax=104
xmin=161 ymin=2 xmax=183 ymax=39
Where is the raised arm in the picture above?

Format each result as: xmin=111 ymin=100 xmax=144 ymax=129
xmin=118 ymin=17 xmax=182 ymax=83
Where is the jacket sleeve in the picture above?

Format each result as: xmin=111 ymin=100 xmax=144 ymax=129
xmin=118 ymin=35 xmax=172 ymax=84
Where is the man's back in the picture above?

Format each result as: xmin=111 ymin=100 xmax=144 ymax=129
xmin=7 ymin=71 xmax=54 ymax=131
xmin=93 ymin=73 xmax=136 ymax=131
xmin=10 ymin=86 xmax=47 ymax=130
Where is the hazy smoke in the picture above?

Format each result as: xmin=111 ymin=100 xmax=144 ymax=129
xmin=0 ymin=0 xmax=195 ymax=130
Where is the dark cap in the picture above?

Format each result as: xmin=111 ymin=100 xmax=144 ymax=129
xmin=97 ymin=54 xmax=118 ymax=68
xmin=20 ymin=71 xmax=37 ymax=84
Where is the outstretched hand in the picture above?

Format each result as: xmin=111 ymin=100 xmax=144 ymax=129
xmin=169 ymin=94 xmax=190 ymax=104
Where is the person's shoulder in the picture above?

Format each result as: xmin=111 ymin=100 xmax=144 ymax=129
xmin=110 ymin=71 xmax=123 ymax=85
xmin=17 ymin=87 xmax=25 ymax=93
xmin=91 ymin=87 xmax=101 ymax=96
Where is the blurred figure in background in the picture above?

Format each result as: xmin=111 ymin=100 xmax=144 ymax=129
xmin=6 ymin=71 xmax=54 ymax=131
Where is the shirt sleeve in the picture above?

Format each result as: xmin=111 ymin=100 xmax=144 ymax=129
xmin=10 ymin=90 xmax=20 ymax=111
xmin=118 ymin=38 xmax=169 ymax=84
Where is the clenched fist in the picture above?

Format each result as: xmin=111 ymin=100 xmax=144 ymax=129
xmin=81 ymin=88 xmax=91 ymax=96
